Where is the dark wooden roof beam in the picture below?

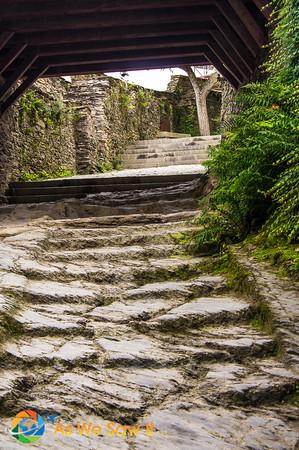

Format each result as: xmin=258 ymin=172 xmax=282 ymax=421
xmin=11 ymin=22 xmax=215 ymax=46
xmin=32 ymin=34 xmax=212 ymax=56
xmin=0 ymin=6 xmax=215 ymax=32
xmin=0 ymin=54 xmax=37 ymax=102
xmin=227 ymin=0 xmax=268 ymax=46
xmin=0 ymin=0 xmax=214 ymax=18
xmin=38 ymin=57 xmax=209 ymax=78
xmin=0 ymin=66 xmax=48 ymax=114
xmin=0 ymin=44 xmax=27 ymax=75
xmin=0 ymin=32 xmax=14 ymax=52
xmin=27 ymin=47 xmax=209 ymax=69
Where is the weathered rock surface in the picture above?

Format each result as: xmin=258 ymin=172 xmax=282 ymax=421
xmin=0 ymin=207 xmax=298 ymax=449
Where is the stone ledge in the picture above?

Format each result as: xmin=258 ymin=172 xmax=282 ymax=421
xmin=229 ymin=245 xmax=299 ymax=374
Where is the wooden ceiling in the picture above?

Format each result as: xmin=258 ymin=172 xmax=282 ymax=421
xmin=0 ymin=0 xmax=269 ymax=114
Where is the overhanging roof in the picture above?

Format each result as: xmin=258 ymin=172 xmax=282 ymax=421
xmin=0 ymin=0 xmax=269 ymax=114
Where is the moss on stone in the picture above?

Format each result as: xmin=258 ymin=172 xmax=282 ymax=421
xmin=0 ymin=315 xmax=24 ymax=343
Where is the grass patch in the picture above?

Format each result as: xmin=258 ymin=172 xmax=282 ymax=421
xmin=19 ymin=169 xmax=75 ymax=182
xmin=252 ymin=243 xmax=299 ymax=280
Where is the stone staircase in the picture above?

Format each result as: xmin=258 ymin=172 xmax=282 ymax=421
xmin=0 ymin=187 xmax=298 ymax=448
xmin=6 ymin=166 xmax=207 ymax=205
xmin=122 ymin=135 xmax=221 ymax=169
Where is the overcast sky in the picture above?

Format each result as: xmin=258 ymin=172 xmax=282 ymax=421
xmin=106 ymin=67 xmax=212 ymax=91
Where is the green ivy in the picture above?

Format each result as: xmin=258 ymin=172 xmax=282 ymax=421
xmin=19 ymin=90 xmax=72 ymax=128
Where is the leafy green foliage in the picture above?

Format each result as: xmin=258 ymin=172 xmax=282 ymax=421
xmin=96 ymin=158 xmax=123 ymax=173
xmin=19 ymin=169 xmax=74 ymax=182
xmin=19 ymin=90 xmax=72 ymax=128
xmin=193 ymin=0 xmax=299 ymax=261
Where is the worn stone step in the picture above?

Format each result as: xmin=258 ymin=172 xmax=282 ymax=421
xmin=126 ymin=276 xmax=226 ymax=301
xmin=97 ymin=335 xmax=229 ymax=369
xmin=45 ymin=244 xmax=178 ymax=263
xmin=201 ymin=361 xmax=297 ymax=407
xmin=1 ymin=337 xmax=99 ymax=368
xmin=9 ymin=181 xmax=180 ymax=197
xmin=0 ymin=273 xmax=106 ymax=305
xmin=130 ymin=135 xmax=221 ymax=147
xmin=17 ymin=257 xmax=208 ymax=285
xmin=27 ymin=366 xmax=186 ymax=424
xmin=151 ymin=325 xmax=276 ymax=360
xmin=14 ymin=303 xmax=94 ymax=337
xmin=123 ymin=153 xmax=208 ymax=163
xmin=47 ymin=221 xmax=196 ymax=239
xmin=9 ymin=172 xmax=203 ymax=189
xmin=142 ymin=295 xmax=250 ymax=331
xmin=123 ymin=160 xmax=208 ymax=169
xmin=124 ymin=147 xmax=211 ymax=156
xmin=41 ymin=210 xmax=200 ymax=229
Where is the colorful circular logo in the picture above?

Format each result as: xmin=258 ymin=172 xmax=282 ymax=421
xmin=11 ymin=410 xmax=45 ymax=444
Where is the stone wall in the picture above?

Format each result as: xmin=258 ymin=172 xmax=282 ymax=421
xmin=68 ymin=75 xmax=160 ymax=172
xmin=0 ymin=72 xmax=223 ymax=198
xmin=0 ymin=77 xmax=76 ymax=199
xmin=0 ymin=75 xmax=162 ymax=197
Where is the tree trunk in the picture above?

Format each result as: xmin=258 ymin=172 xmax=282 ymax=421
xmin=220 ymin=80 xmax=238 ymax=131
xmin=182 ymin=67 xmax=218 ymax=136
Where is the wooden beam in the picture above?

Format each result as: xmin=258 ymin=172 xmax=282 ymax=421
xmin=12 ymin=22 xmax=215 ymax=46
xmin=0 ymin=54 xmax=37 ymax=102
xmin=0 ymin=0 xmax=213 ymax=18
xmin=0 ymin=6 xmax=215 ymax=32
xmin=0 ymin=66 xmax=48 ymax=115
xmin=0 ymin=43 xmax=27 ymax=74
xmin=205 ymin=48 xmax=239 ymax=88
xmin=251 ymin=0 xmax=272 ymax=19
xmin=0 ymin=31 xmax=14 ymax=52
xmin=41 ymin=56 xmax=209 ymax=77
xmin=28 ymin=46 xmax=207 ymax=68
xmin=216 ymin=0 xmax=259 ymax=56
xmin=213 ymin=15 xmax=257 ymax=66
xmin=226 ymin=0 xmax=268 ymax=46
xmin=12 ymin=22 xmax=215 ymax=47
xmin=212 ymin=30 xmax=251 ymax=77
xmin=35 ymin=34 xmax=211 ymax=56
xmin=209 ymin=39 xmax=245 ymax=84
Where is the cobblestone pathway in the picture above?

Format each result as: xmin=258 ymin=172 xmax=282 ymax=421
xmin=0 ymin=208 xmax=298 ymax=449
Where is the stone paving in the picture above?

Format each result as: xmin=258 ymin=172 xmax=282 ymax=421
xmin=0 ymin=205 xmax=298 ymax=449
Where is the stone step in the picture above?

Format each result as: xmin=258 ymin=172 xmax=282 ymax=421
xmin=47 ymin=221 xmax=196 ymax=239
xmin=124 ymin=146 xmax=212 ymax=155
xmin=9 ymin=172 xmax=203 ymax=189
xmin=124 ymin=154 xmax=208 ymax=167
xmin=131 ymin=135 xmax=221 ymax=146
xmin=45 ymin=244 xmax=178 ymax=263
xmin=44 ymin=226 xmax=195 ymax=250
xmin=42 ymin=210 xmax=200 ymax=229
xmin=0 ymin=274 xmax=105 ymax=305
xmin=123 ymin=155 xmax=209 ymax=164
xmin=1 ymin=336 xmax=99 ymax=369
xmin=126 ymin=276 xmax=226 ymax=301
xmin=123 ymin=160 xmax=208 ymax=170
xmin=9 ymin=181 xmax=179 ymax=197
xmin=14 ymin=303 xmax=94 ymax=337
xmin=201 ymin=361 xmax=297 ymax=407
xmin=17 ymin=256 xmax=208 ymax=286
xmin=142 ymin=295 xmax=250 ymax=331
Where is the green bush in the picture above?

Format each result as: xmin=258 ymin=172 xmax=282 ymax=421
xmin=193 ymin=0 xmax=299 ymax=255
